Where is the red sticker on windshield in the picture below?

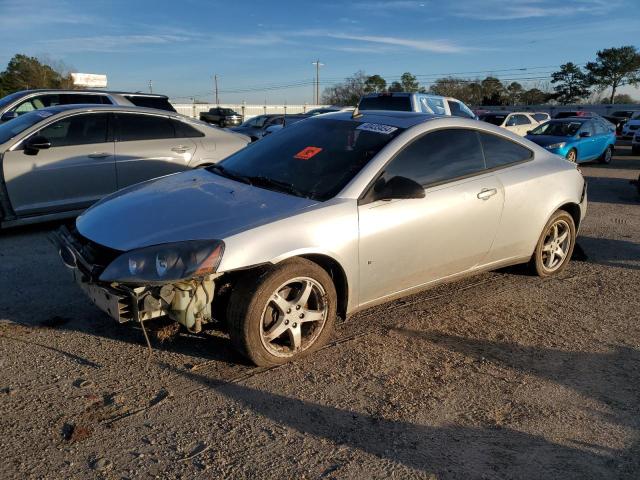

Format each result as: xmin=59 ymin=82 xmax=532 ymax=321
xmin=294 ymin=146 xmax=322 ymax=160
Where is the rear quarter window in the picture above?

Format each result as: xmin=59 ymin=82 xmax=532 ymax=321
xmin=480 ymin=132 xmax=532 ymax=169
xmin=124 ymin=96 xmax=176 ymax=112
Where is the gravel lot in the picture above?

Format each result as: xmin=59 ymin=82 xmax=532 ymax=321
xmin=1 ymin=143 xmax=638 ymax=479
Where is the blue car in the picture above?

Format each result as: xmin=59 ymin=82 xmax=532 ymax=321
xmin=525 ymin=117 xmax=616 ymax=164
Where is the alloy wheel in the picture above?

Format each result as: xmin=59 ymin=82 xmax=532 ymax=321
xmin=566 ymin=150 xmax=577 ymax=162
xmin=259 ymin=277 xmax=328 ymax=357
xmin=541 ymin=219 xmax=571 ymax=272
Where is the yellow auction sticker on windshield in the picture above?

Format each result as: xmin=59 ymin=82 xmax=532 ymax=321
xmin=356 ymin=123 xmax=398 ymax=134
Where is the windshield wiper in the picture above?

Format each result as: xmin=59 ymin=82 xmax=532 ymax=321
xmin=208 ymin=165 xmax=253 ymax=185
xmin=246 ymin=175 xmax=308 ymax=198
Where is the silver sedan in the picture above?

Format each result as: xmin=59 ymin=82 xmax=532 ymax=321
xmin=0 ymin=105 xmax=249 ymax=227
xmin=55 ymin=110 xmax=587 ymax=366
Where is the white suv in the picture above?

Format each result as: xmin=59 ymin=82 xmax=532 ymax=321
xmin=357 ymin=93 xmax=476 ymax=119
xmin=0 ymin=89 xmax=175 ymax=123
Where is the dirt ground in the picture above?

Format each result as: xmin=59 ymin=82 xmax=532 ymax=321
xmin=1 ymin=143 xmax=639 ymax=480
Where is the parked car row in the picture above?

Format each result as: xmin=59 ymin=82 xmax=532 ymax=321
xmin=0 ymin=87 xmax=604 ymax=367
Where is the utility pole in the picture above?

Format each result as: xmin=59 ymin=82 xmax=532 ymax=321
xmin=214 ymin=74 xmax=219 ymax=105
xmin=148 ymin=80 xmax=153 ymax=94
xmin=312 ymin=59 xmax=324 ymax=104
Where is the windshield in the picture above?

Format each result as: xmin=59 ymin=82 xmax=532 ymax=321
xmin=220 ymin=108 xmax=236 ymax=115
xmin=0 ymin=91 xmax=26 ymax=110
xmin=0 ymin=109 xmax=51 ymax=144
xmin=480 ymin=114 xmax=507 ymax=126
xmin=529 ymin=120 xmax=583 ymax=137
xmin=209 ymin=118 xmax=404 ymax=201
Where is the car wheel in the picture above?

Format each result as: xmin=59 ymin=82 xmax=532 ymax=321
xmin=599 ymin=145 xmax=613 ymax=164
xmin=227 ymin=258 xmax=337 ymax=366
xmin=566 ymin=149 xmax=577 ymax=163
xmin=530 ymin=210 xmax=576 ymax=277
xmin=219 ymin=121 xmax=226 ymax=128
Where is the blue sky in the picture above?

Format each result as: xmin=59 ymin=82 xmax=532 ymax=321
xmin=1 ymin=0 xmax=639 ymax=104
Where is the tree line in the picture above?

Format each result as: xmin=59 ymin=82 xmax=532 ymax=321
xmin=0 ymin=54 xmax=74 ymax=98
xmin=322 ymin=45 xmax=640 ymax=106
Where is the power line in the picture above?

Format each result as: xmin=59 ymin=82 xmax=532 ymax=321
xmin=168 ymin=62 xmax=582 ymax=100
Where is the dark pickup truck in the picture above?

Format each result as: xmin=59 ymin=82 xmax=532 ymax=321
xmin=199 ymin=107 xmax=243 ymax=127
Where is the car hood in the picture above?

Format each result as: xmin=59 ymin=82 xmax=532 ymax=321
xmin=76 ymin=170 xmax=318 ymax=251
xmin=525 ymin=135 xmax=574 ymax=147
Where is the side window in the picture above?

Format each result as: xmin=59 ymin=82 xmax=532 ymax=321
xmin=593 ymin=120 xmax=608 ymax=135
xmin=12 ymin=99 xmax=37 ymax=115
xmin=580 ymin=122 xmax=595 ymax=136
xmin=480 ymin=132 xmax=532 ymax=169
xmin=173 ymin=119 xmax=204 ymax=138
xmin=510 ymin=114 xmax=531 ymax=125
xmin=37 ymin=113 xmax=109 ymax=147
xmin=117 ymin=114 xmax=175 ymax=141
xmin=427 ymin=97 xmax=446 ymax=115
xmin=384 ymin=129 xmax=486 ymax=187
xmin=532 ymin=113 xmax=548 ymax=122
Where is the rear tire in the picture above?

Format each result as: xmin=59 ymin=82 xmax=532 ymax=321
xmin=227 ymin=258 xmax=337 ymax=366
xmin=530 ymin=210 xmax=576 ymax=277
xmin=599 ymin=145 xmax=613 ymax=164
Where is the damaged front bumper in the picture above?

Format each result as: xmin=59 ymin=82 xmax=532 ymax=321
xmin=52 ymin=226 xmax=217 ymax=332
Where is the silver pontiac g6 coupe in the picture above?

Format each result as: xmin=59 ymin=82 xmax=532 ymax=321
xmin=55 ymin=111 xmax=587 ymax=366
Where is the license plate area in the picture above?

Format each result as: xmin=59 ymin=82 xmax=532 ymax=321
xmin=74 ymin=270 xmax=131 ymax=323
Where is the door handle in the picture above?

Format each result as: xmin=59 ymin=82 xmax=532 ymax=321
xmin=477 ymin=188 xmax=498 ymax=200
xmin=171 ymin=145 xmax=192 ymax=153
xmin=88 ymin=152 xmax=112 ymax=158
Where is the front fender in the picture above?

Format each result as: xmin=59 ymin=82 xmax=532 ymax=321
xmin=218 ymin=198 xmax=360 ymax=311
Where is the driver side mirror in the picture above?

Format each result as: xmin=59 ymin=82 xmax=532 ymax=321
xmin=579 ymin=131 xmax=591 ymax=138
xmin=0 ymin=111 xmax=18 ymax=122
xmin=374 ymin=175 xmax=425 ymax=201
xmin=24 ymin=135 xmax=51 ymax=155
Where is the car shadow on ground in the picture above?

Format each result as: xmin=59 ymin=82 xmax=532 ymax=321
xmin=576 ymin=236 xmax=640 ymax=271
xmin=584 ymin=176 xmax=639 ymax=205
xmin=166 ymin=332 xmax=639 ymax=479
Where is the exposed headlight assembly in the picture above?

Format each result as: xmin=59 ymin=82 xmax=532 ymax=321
xmin=546 ymin=142 xmax=566 ymax=149
xmin=100 ymin=240 xmax=224 ymax=284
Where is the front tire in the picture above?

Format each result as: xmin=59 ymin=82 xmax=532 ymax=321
xmin=599 ymin=145 xmax=613 ymax=164
xmin=227 ymin=258 xmax=337 ymax=366
xmin=530 ymin=210 xmax=576 ymax=277
xmin=566 ymin=148 xmax=577 ymax=163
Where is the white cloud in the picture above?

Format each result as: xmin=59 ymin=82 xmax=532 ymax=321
xmin=326 ymin=33 xmax=464 ymax=53
xmin=454 ymin=0 xmax=617 ymax=20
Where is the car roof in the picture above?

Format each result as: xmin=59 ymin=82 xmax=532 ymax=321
xmin=23 ymin=104 xmax=186 ymax=118
xmin=361 ymin=92 xmax=445 ymax=99
xmin=313 ymin=110 xmax=440 ymax=128
xmin=10 ymin=89 xmax=170 ymax=99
